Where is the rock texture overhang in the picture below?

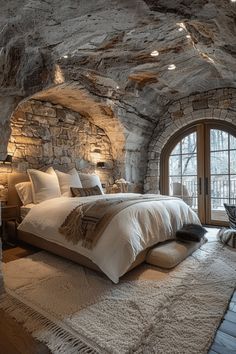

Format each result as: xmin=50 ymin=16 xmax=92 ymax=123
xmin=1 ymin=0 xmax=236 ymax=159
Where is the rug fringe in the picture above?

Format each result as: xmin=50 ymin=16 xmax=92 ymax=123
xmin=0 ymin=292 xmax=99 ymax=354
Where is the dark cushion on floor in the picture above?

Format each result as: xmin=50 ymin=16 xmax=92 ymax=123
xmin=224 ymin=204 xmax=236 ymax=229
xmin=176 ymin=224 xmax=207 ymax=242
xmin=146 ymin=239 xmax=203 ymax=269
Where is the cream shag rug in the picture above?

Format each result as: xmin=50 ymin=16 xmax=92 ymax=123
xmin=1 ymin=240 xmax=236 ymax=354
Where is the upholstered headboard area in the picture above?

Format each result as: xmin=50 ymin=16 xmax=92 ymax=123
xmin=7 ymin=172 xmax=29 ymax=206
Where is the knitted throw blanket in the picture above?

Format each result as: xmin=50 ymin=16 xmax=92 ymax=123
xmin=59 ymin=195 xmax=175 ymax=249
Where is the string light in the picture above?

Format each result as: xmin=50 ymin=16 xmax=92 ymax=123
xmin=168 ymin=64 xmax=176 ymax=70
xmin=150 ymin=50 xmax=159 ymax=57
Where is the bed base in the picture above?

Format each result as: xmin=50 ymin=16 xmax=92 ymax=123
xmin=17 ymin=230 xmax=148 ymax=275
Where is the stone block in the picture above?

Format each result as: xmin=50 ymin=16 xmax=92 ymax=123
xmin=61 ymin=156 xmax=72 ymax=164
xmin=192 ymin=98 xmax=208 ymax=110
xmin=171 ymin=110 xmax=183 ymax=119
xmin=32 ymin=103 xmax=57 ymax=117
xmin=183 ymin=105 xmax=193 ymax=115
xmin=43 ymin=143 xmax=53 ymax=157
xmin=32 ymin=115 xmax=49 ymax=125
xmin=13 ymin=136 xmax=41 ymax=145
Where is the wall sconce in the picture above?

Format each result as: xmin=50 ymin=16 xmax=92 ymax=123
xmin=96 ymin=161 xmax=105 ymax=168
xmin=0 ymin=154 xmax=13 ymax=164
xmin=0 ymin=154 xmax=13 ymax=173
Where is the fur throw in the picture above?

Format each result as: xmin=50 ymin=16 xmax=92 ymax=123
xmin=217 ymin=228 xmax=236 ymax=248
xmin=176 ymin=224 xmax=207 ymax=242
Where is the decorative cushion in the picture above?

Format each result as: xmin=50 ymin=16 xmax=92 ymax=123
xmin=146 ymin=239 xmax=203 ymax=269
xmin=55 ymin=168 xmax=82 ymax=197
xmin=15 ymin=181 xmax=33 ymax=205
xmin=176 ymin=224 xmax=207 ymax=242
xmin=78 ymin=173 xmax=104 ymax=194
xmin=224 ymin=203 xmax=236 ymax=229
xmin=71 ymin=185 xmax=102 ymax=197
xmin=217 ymin=228 xmax=236 ymax=248
xmin=27 ymin=167 xmax=61 ymax=204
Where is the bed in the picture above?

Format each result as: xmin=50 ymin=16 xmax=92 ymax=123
xmin=8 ymin=172 xmax=201 ymax=283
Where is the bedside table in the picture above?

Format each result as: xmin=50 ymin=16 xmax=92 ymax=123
xmin=0 ymin=204 xmax=20 ymax=245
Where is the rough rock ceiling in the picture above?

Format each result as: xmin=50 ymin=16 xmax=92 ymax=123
xmin=1 ymin=0 xmax=236 ymax=157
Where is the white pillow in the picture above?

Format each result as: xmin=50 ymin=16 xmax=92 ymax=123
xmin=55 ymin=168 xmax=82 ymax=197
xmin=78 ymin=172 xmax=104 ymax=194
xmin=15 ymin=181 xmax=33 ymax=205
xmin=27 ymin=167 xmax=61 ymax=204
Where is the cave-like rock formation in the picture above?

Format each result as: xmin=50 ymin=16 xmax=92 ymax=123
xmin=1 ymin=0 xmax=236 ymax=189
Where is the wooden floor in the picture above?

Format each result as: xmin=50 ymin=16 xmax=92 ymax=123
xmin=1 ymin=243 xmax=236 ymax=354
xmin=1 ymin=244 xmax=51 ymax=354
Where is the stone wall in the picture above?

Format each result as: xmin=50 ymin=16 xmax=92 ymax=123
xmin=145 ymin=88 xmax=236 ymax=193
xmin=0 ymin=99 xmax=115 ymax=200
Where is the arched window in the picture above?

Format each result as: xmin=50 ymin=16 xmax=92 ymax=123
xmin=161 ymin=120 xmax=236 ymax=226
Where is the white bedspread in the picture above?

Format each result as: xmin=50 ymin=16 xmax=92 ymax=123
xmin=18 ymin=193 xmax=200 ymax=283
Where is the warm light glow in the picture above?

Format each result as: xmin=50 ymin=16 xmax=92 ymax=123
xmin=168 ymin=64 xmax=176 ymax=70
xmin=54 ymin=64 xmax=65 ymax=84
xmin=231 ymin=0 xmax=236 ymax=2
xmin=150 ymin=50 xmax=159 ymax=57
xmin=186 ymin=34 xmax=191 ymax=39
xmin=178 ymin=28 xmax=184 ymax=32
xmin=176 ymin=22 xmax=186 ymax=30
xmin=201 ymin=53 xmax=215 ymax=64
xmin=116 ymin=85 xmax=120 ymax=89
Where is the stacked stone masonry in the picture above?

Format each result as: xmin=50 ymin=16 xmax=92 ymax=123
xmin=145 ymin=88 xmax=236 ymax=193
xmin=0 ymin=100 xmax=115 ymax=200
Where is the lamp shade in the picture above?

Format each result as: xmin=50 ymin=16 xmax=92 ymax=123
xmin=96 ymin=161 xmax=105 ymax=168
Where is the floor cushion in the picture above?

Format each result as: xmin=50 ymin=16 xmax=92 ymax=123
xmin=217 ymin=228 xmax=236 ymax=248
xmin=224 ymin=203 xmax=236 ymax=229
xmin=146 ymin=239 xmax=202 ymax=269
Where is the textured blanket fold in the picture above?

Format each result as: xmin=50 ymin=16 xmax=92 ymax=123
xmin=59 ymin=195 xmax=175 ymax=249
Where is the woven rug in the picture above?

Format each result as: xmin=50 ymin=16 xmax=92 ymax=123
xmin=1 ymin=240 xmax=236 ymax=354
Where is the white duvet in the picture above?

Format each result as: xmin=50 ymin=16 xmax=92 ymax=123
xmin=18 ymin=193 xmax=200 ymax=283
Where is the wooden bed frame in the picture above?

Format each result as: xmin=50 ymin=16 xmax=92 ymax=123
xmin=7 ymin=172 xmax=148 ymax=274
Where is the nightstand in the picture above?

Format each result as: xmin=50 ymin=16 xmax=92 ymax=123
xmin=0 ymin=204 xmax=20 ymax=245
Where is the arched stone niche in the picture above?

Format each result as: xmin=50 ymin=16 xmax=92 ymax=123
xmin=145 ymin=88 xmax=236 ymax=193
xmin=7 ymin=99 xmax=116 ymax=185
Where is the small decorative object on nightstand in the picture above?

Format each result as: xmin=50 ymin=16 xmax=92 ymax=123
xmin=106 ymin=179 xmax=130 ymax=194
xmin=0 ymin=204 xmax=20 ymax=245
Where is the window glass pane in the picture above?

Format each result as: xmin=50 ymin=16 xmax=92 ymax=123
xmin=181 ymin=133 xmax=197 ymax=154
xmin=171 ymin=142 xmax=180 ymax=155
xmin=210 ymin=151 xmax=229 ymax=174
xmin=230 ymin=151 xmax=236 ymax=174
xmin=191 ymin=197 xmax=198 ymax=211
xmin=230 ymin=135 xmax=236 ymax=150
xmin=230 ymin=176 xmax=236 ymax=201
xmin=169 ymin=155 xmax=181 ymax=175
xmin=211 ymin=175 xmax=229 ymax=199
xmin=170 ymin=177 xmax=197 ymax=209
xmin=182 ymin=175 xmax=198 ymax=198
xmin=182 ymin=154 xmax=197 ymax=175
xmin=169 ymin=177 xmax=181 ymax=196
xmin=210 ymin=129 xmax=228 ymax=151
xmin=211 ymin=198 xmax=228 ymax=221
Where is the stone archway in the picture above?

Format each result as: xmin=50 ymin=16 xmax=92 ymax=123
xmin=145 ymin=88 xmax=236 ymax=193
xmin=7 ymin=93 xmax=125 ymax=187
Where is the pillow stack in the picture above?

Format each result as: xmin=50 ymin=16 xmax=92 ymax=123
xmin=27 ymin=167 xmax=61 ymax=204
xmin=55 ymin=168 xmax=82 ymax=197
xmin=78 ymin=173 xmax=104 ymax=194
xmin=15 ymin=167 xmax=104 ymax=205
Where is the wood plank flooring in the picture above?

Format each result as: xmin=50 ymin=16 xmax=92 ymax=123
xmin=209 ymin=291 xmax=236 ymax=354
xmin=1 ymin=243 xmax=236 ymax=354
xmin=1 ymin=243 xmax=51 ymax=354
